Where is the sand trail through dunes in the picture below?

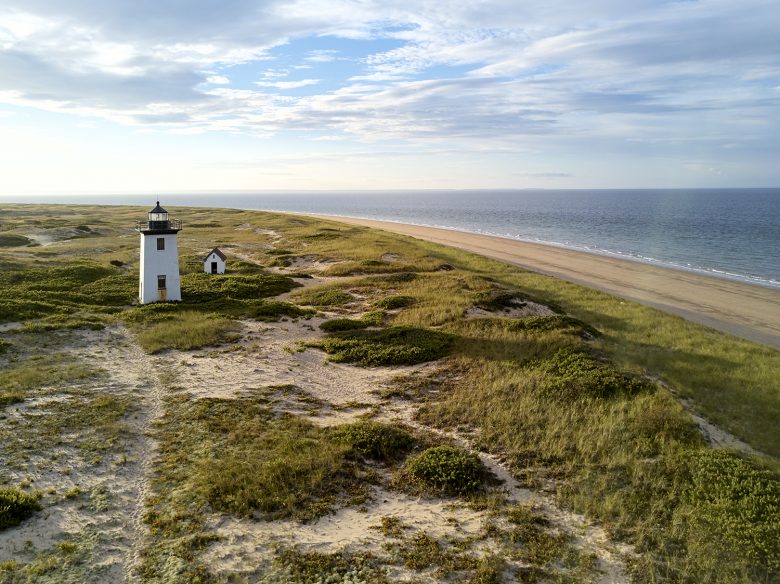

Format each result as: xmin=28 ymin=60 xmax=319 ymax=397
xmin=0 ymin=325 xmax=166 ymax=583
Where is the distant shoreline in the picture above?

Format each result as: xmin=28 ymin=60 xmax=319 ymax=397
xmin=307 ymin=214 xmax=780 ymax=350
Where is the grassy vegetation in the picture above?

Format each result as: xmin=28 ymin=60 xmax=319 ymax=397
xmin=133 ymin=311 xmax=240 ymax=353
xmin=0 ymin=488 xmax=41 ymax=530
xmin=0 ymin=530 xmax=102 ymax=583
xmin=309 ymin=326 xmax=453 ymax=366
xmin=292 ymin=286 xmax=353 ymax=307
xmin=1 ymin=205 xmax=777 ymax=583
xmin=141 ymin=390 xmax=377 ymax=581
xmin=0 ymin=357 xmax=98 ymax=407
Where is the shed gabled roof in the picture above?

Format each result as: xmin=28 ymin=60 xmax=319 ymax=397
xmin=204 ymin=247 xmax=226 ymax=262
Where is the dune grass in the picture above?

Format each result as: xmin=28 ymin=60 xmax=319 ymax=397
xmin=0 ymin=357 xmax=98 ymax=408
xmin=132 ymin=311 xmax=240 ymax=353
xmin=2 ymin=204 xmax=778 ymax=583
xmin=141 ymin=391 xmax=375 ymax=579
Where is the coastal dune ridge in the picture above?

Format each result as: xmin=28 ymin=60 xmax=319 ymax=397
xmin=308 ymin=214 xmax=780 ymax=350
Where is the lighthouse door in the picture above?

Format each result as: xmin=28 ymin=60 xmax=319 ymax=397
xmin=211 ymin=261 xmax=218 ymax=274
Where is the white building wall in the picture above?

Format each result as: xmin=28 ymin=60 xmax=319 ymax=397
xmin=139 ymin=233 xmax=182 ymax=304
xmin=203 ymin=253 xmax=226 ymax=274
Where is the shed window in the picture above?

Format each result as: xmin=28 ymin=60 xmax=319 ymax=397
xmin=157 ymin=237 xmax=165 ymax=251
xmin=157 ymin=275 xmax=166 ymax=290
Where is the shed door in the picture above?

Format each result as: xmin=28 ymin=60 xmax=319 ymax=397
xmin=211 ymin=261 xmax=218 ymax=274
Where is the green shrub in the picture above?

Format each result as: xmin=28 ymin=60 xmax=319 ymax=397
xmin=319 ymin=318 xmax=371 ymax=332
xmin=319 ymin=311 xmax=385 ymax=332
xmin=0 ymin=340 xmax=11 ymax=354
xmin=22 ymin=314 xmax=107 ymax=332
xmin=244 ymin=300 xmax=313 ymax=321
xmin=0 ymin=390 xmax=24 ymax=408
xmin=0 ymin=488 xmax=41 ymax=530
xmin=374 ymin=295 xmax=415 ymax=310
xmin=0 ymin=299 xmax=63 ymax=323
xmin=331 ymin=421 xmax=415 ymax=461
xmin=181 ymin=272 xmax=299 ymax=303
xmin=403 ymin=445 xmax=486 ymax=495
xmin=538 ymin=349 xmax=651 ymax=399
xmin=0 ymin=234 xmax=31 ymax=247
xmin=80 ymin=274 xmax=136 ymax=305
xmin=376 ymin=272 xmax=418 ymax=283
xmin=679 ymin=449 xmax=780 ymax=576
xmin=311 ymin=326 xmax=453 ymax=366
xmin=293 ymin=288 xmax=353 ymax=307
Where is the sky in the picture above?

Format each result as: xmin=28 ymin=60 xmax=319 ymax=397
xmin=0 ymin=0 xmax=779 ymax=194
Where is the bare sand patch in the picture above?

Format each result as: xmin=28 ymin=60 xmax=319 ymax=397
xmin=174 ymin=318 xmax=430 ymax=410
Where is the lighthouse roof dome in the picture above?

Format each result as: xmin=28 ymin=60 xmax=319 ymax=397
xmin=150 ymin=201 xmax=167 ymax=214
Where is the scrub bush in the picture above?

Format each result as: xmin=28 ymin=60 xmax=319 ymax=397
xmin=331 ymin=421 xmax=415 ymax=461
xmin=403 ymin=445 xmax=486 ymax=496
xmin=319 ymin=311 xmax=385 ymax=332
xmin=0 ymin=488 xmax=41 ymax=530
xmin=311 ymin=326 xmax=453 ymax=366
xmin=293 ymin=288 xmax=353 ymax=307
xmin=538 ymin=349 xmax=651 ymax=399
xmin=374 ymin=295 xmax=415 ymax=310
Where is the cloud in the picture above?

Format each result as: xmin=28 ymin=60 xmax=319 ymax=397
xmin=0 ymin=0 xmax=777 ymax=156
xmin=305 ymin=49 xmax=339 ymax=62
xmin=255 ymin=78 xmax=321 ymax=89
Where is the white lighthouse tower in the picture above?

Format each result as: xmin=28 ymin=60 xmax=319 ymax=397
xmin=137 ymin=201 xmax=182 ymax=304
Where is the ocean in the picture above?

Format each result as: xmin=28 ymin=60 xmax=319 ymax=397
xmin=3 ymin=188 xmax=779 ymax=289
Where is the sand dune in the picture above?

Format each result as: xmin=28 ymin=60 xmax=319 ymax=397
xmin=310 ymin=215 xmax=780 ymax=350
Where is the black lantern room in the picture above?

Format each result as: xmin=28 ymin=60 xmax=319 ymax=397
xmin=137 ymin=201 xmax=181 ymax=233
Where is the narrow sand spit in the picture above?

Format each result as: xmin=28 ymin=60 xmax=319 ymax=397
xmin=305 ymin=215 xmax=780 ymax=349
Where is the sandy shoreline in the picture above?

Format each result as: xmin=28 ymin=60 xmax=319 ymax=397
xmin=308 ymin=214 xmax=780 ymax=350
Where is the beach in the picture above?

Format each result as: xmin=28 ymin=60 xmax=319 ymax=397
xmin=311 ymin=215 xmax=780 ymax=350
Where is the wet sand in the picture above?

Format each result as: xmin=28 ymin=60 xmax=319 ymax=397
xmin=310 ymin=215 xmax=780 ymax=350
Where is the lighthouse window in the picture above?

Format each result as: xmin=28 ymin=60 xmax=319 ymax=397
xmin=157 ymin=275 xmax=166 ymax=290
xmin=157 ymin=237 xmax=165 ymax=251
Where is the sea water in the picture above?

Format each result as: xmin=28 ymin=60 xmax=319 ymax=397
xmin=4 ymin=189 xmax=779 ymax=289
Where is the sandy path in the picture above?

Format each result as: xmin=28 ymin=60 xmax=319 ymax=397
xmin=0 ymin=326 xmax=165 ymax=582
xmin=306 ymin=215 xmax=780 ymax=350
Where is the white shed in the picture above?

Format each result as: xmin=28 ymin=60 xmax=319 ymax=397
xmin=203 ymin=248 xmax=226 ymax=274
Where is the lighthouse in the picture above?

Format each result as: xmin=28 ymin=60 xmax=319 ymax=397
xmin=137 ymin=201 xmax=182 ymax=304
